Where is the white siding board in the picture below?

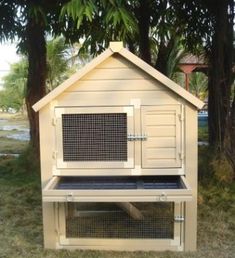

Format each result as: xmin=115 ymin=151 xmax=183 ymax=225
xmin=146 ymin=126 xmax=176 ymax=137
xmin=57 ymin=91 xmax=179 ymax=106
xmin=147 ymin=137 xmax=176 ymax=148
xmin=81 ymin=68 xmax=148 ymax=80
xmin=66 ymin=79 xmax=165 ymax=92
xmin=145 ymin=114 xmax=176 ymax=125
xmin=145 ymin=148 xmax=176 ymax=159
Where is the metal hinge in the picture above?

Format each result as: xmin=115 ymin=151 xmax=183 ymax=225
xmin=178 ymin=114 xmax=184 ymax=121
xmin=179 ymin=152 xmax=184 ymax=160
xmin=52 ymin=117 xmax=57 ymax=126
xmin=52 ymin=151 xmax=57 ymax=159
xmin=174 ymin=215 xmax=184 ymax=222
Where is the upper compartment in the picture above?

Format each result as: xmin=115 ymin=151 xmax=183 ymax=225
xmin=53 ymin=104 xmax=183 ymax=171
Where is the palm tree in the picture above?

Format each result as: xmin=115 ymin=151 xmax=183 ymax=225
xmin=1 ymin=58 xmax=28 ymax=113
xmin=46 ymin=37 xmax=70 ymax=92
xmin=0 ymin=1 xmax=96 ymax=155
xmin=189 ymin=72 xmax=208 ymax=100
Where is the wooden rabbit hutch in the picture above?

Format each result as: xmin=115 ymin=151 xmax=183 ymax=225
xmin=33 ymin=42 xmax=204 ymax=251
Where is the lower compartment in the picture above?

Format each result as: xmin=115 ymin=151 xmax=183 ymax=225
xmin=66 ymin=202 xmax=174 ymax=239
xmin=54 ymin=201 xmax=185 ymax=251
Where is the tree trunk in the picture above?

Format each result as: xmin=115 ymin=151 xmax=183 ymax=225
xmin=25 ymin=17 xmax=47 ymax=156
xmin=207 ymin=1 xmax=233 ymax=150
xmin=136 ymin=0 xmax=151 ymax=64
xmin=155 ymin=41 xmax=168 ymax=75
xmin=224 ymin=0 xmax=235 ymax=173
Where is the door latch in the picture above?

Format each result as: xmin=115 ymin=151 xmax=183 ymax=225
xmin=66 ymin=193 xmax=74 ymax=202
xmin=159 ymin=192 xmax=167 ymax=201
xmin=174 ymin=215 xmax=185 ymax=222
xmin=127 ymin=134 xmax=148 ymax=141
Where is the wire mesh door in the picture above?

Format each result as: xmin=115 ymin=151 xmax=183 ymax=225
xmin=54 ymin=106 xmax=134 ymax=169
xmin=65 ymin=202 xmax=174 ymax=239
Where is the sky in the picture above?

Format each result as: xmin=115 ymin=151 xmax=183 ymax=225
xmin=0 ymin=43 xmax=19 ymax=90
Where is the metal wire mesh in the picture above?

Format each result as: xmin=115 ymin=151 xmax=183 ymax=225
xmin=62 ymin=113 xmax=127 ymax=161
xmin=66 ymin=202 xmax=174 ymax=239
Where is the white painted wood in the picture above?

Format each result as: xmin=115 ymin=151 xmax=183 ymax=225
xmin=33 ymin=45 xmax=204 ymax=111
xmin=141 ymin=105 xmax=182 ymax=168
xmin=146 ymin=137 xmax=176 ymax=148
xmin=184 ymin=105 xmax=198 ymax=251
xmin=57 ymin=91 xmax=178 ymax=106
xmin=109 ymin=41 xmax=123 ymax=52
xmin=52 ymin=167 xmax=185 ymax=176
xmin=58 ymin=237 xmax=181 ymax=251
xmin=66 ymin=79 xmax=165 ymax=92
xmin=97 ymin=55 xmax=135 ymax=69
xmin=81 ymin=68 xmax=148 ymax=80
xmin=39 ymin=107 xmax=57 ymax=248
xmin=145 ymin=148 xmax=176 ymax=159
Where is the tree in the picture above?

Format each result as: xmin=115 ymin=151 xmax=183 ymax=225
xmin=0 ymin=0 xmax=95 ymax=155
xmin=0 ymin=57 xmax=28 ymax=112
xmin=173 ymin=0 xmax=235 ymax=172
xmin=63 ymin=0 xmax=186 ymax=79
xmin=0 ymin=37 xmax=73 ymax=113
xmin=189 ymin=72 xmax=208 ymax=100
xmin=46 ymin=37 xmax=71 ymax=91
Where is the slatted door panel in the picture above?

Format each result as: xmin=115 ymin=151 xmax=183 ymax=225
xmin=141 ymin=105 xmax=183 ymax=168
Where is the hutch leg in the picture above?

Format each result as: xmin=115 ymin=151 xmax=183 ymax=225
xmin=42 ymin=203 xmax=57 ymax=249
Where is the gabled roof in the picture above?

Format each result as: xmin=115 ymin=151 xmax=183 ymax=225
xmin=33 ymin=42 xmax=204 ymax=111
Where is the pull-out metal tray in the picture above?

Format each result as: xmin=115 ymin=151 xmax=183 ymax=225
xmin=56 ymin=176 xmax=185 ymax=190
xmin=43 ymin=176 xmax=192 ymax=202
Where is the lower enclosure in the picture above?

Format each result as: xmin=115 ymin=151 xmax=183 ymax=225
xmin=52 ymin=201 xmax=185 ymax=251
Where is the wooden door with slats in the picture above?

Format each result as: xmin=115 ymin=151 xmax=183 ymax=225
xmin=141 ymin=105 xmax=183 ymax=168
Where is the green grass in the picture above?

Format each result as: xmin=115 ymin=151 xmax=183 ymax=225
xmin=0 ymin=112 xmax=29 ymax=154
xmin=0 ymin=147 xmax=235 ymax=258
xmin=198 ymin=126 xmax=208 ymax=142
xmin=0 ymin=136 xmax=28 ymax=154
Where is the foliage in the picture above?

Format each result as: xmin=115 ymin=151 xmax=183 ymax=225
xmin=0 ymin=58 xmax=28 ymax=112
xmin=46 ymin=37 xmax=72 ymax=91
xmin=211 ymin=154 xmax=234 ymax=183
xmin=0 ymin=37 xmax=77 ymax=112
xmin=189 ymin=72 xmax=208 ymax=100
xmin=172 ymin=0 xmax=235 ymax=172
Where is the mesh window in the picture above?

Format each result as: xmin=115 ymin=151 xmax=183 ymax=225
xmin=66 ymin=202 xmax=174 ymax=239
xmin=62 ymin=113 xmax=127 ymax=161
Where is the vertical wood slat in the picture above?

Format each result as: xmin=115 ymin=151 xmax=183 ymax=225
xmin=184 ymin=105 xmax=197 ymax=251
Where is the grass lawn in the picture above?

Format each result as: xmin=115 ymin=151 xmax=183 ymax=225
xmin=0 ymin=149 xmax=235 ymax=258
xmin=0 ymin=136 xmax=28 ymax=154
xmin=0 ymin=112 xmax=29 ymax=154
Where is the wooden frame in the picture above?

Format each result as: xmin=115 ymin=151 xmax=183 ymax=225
xmin=42 ymin=175 xmax=192 ymax=203
xmin=52 ymin=202 xmax=185 ymax=251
